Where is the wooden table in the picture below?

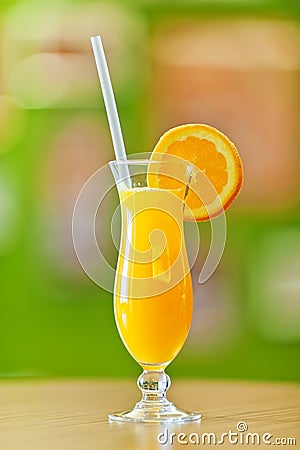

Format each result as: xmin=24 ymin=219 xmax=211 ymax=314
xmin=0 ymin=380 xmax=299 ymax=449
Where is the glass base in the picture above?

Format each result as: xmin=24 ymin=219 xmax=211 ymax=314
xmin=108 ymin=398 xmax=201 ymax=423
xmin=108 ymin=370 xmax=201 ymax=423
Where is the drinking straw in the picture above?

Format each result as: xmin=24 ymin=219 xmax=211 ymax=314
xmin=90 ymin=35 xmax=129 ymax=180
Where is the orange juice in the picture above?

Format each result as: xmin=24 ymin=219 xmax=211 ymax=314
xmin=114 ymin=187 xmax=193 ymax=370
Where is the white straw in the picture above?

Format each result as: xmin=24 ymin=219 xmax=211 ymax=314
xmin=90 ymin=35 xmax=127 ymax=164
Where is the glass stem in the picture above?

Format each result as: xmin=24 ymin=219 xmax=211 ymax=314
xmin=137 ymin=370 xmax=171 ymax=404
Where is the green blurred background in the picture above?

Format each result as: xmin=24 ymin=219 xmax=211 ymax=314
xmin=0 ymin=0 xmax=299 ymax=382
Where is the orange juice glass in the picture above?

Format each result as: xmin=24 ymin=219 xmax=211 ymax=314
xmin=109 ymin=157 xmax=200 ymax=422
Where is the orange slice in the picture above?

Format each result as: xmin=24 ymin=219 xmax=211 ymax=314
xmin=149 ymin=124 xmax=243 ymax=221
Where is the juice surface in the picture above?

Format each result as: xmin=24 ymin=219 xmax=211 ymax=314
xmin=114 ymin=187 xmax=193 ymax=369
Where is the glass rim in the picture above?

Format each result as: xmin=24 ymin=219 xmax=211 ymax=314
xmin=108 ymin=158 xmax=194 ymax=167
xmin=109 ymin=158 xmax=154 ymax=165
